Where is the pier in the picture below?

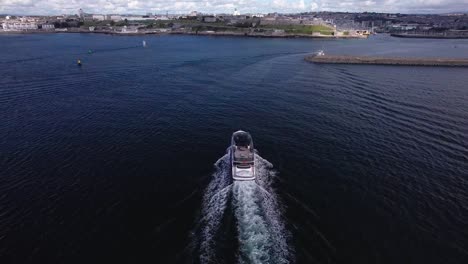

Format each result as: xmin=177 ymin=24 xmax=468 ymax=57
xmin=305 ymin=55 xmax=468 ymax=67
xmin=391 ymin=33 xmax=468 ymax=39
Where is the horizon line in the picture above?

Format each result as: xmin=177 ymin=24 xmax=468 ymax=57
xmin=2 ymin=10 xmax=468 ymax=17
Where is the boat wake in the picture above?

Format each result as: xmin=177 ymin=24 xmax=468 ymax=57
xmin=194 ymin=154 xmax=292 ymax=264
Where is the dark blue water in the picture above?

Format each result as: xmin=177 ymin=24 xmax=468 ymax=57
xmin=1 ymin=33 xmax=467 ymax=264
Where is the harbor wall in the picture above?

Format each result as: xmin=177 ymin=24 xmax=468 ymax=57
xmin=391 ymin=33 xmax=468 ymax=39
xmin=305 ymin=55 xmax=468 ymax=67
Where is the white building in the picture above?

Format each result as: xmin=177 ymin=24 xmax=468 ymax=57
xmin=109 ymin=15 xmax=122 ymax=21
xmin=155 ymin=15 xmax=169 ymax=20
xmin=92 ymin=14 xmax=106 ymax=21
xmin=41 ymin=24 xmax=55 ymax=30
xmin=233 ymin=9 xmax=240 ymax=16
xmin=2 ymin=21 xmax=38 ymax=31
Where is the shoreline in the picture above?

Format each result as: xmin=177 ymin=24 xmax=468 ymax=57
xmin=305 ymin=54 xmax=468 ymax=67
xmin=0 ymin=29 xmax=368 ymax=39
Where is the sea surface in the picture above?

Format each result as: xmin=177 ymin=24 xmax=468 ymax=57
xmin=0 ymin=33 xmax=467 ymax=264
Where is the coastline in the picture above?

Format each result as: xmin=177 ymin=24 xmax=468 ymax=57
xmin=0 ymin=29 xmax=368 ymax=39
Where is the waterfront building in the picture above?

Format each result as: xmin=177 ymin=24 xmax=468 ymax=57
xmin=2 ymin=21 xmax=38 ymax=31
xmin=41 ymin=24 xmax=55 ymax=30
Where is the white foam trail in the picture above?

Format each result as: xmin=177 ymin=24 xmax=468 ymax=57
xmin=233 ymin=181 xmax=272 ymax=263
xmin=197 ymin=153 xmax=292 ymax=264
xmin=198 ymin=154 xmax=232 ymax=263
xmin=255 ymin=155 xmax=291 ymax=263
xmin=233 ymin=154 xmax=292 ymax=264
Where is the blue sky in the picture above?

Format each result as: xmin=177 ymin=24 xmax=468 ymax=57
xmin=1 ymin=0 xmax=467 ymax=15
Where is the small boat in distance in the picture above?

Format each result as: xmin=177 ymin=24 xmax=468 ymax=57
xmin=230 ymin=130 xmax=255 ymax=181
xmin=142 ymin=40 xmax=147 ymax=48
xmin=313 ymin=50 xmax=325 ymax=57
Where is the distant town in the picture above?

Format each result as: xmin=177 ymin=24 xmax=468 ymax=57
xmin=1 ymin=9 xmax=468 ymax=38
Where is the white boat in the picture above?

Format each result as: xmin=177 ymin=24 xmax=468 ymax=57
xmin=314 ymin=50 xmax=325 ymax=56
xmin=230 ymin=130 xmax=255 ymax=181
xmin=142 ymin=40 xmax=147 ymax=47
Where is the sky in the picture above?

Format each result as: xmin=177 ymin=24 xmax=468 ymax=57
xmin=0 ymin=0 xmax=467 ymax=15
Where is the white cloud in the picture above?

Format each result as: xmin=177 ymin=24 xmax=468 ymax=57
xmin=273 ymin=0 xmax=306 ymax=10
xmin=304 ymin=0 xmax=468 ymax=13
xmin=0 ymin=0 xmax=467 ymax=15
xmin=310 ymin=2 xmax=319 ymax=11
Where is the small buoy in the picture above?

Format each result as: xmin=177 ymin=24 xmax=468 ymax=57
xmin=88 ymin=49 xmax=92 ymax=54
xmin=77 ymin=59 xmax=82 ymax=66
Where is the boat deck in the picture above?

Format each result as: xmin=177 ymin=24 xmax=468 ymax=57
xmin=234 ymin=147 xmax=254 ymax=162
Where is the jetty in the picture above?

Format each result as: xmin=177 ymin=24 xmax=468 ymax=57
xmin=391 ymin=31 xmax=468 ymax=39
xmin=305 ymin=55 xmax=468 ymax=67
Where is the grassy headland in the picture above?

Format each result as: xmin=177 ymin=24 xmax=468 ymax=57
xmin=76 ymin=18 xmax=360 ymax=38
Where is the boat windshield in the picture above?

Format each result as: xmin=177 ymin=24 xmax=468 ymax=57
xmin=233 ymin=132 xmax=252 ymax=147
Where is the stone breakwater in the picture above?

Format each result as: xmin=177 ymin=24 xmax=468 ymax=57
xmin=391 ymin=33 xmax=468 ymax=39
xmin=305 ymin=55 xmax=468 ymax=67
